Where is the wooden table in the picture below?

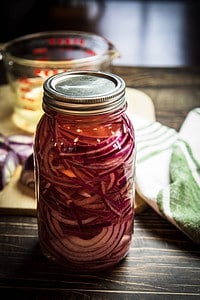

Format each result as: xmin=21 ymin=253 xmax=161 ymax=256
xmin=0 ymin=66 xmax=200 ymax=299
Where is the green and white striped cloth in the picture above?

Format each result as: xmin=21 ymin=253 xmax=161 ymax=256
xmin=130 ymin=108 xmax=200 ymax=244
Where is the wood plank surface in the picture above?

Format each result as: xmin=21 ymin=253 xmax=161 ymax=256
xmin=0 ymin=210 xmax=199 ymax=299
xmin=112 ymin=66 xmax=200 ymax=130
xmin=0 ymin=66 xmax=200 ymax=299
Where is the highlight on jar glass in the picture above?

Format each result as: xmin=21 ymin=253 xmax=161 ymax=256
xmin=34 ymin=70 xmax=136 ymax=273
xmin=1 ymin=31 xmax=119 ymax=133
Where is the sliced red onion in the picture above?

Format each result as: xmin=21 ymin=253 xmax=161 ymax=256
xmin=0 ymin=146 xmax=19 ymax=190
xmin=19 ymin=153 xmax=35 ymax=190
xmin=7 ymin=134 xmax=34 ymax=164
xmin=0 ymin=132 xmax=35 ymax=190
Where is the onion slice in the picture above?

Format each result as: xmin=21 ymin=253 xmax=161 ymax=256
xmin=0 ymin=132 xmax=34 ymax=190
xmin=19 ymin=153 xmax=35 ymax=190
xmin=0 ymin=144 xmax=19 ymax=190
xmin=7 ymin=134 xmax=34 ymax=164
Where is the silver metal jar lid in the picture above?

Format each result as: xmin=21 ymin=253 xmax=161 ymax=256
xmin=43 ymin=71 xmax=126 ymax=115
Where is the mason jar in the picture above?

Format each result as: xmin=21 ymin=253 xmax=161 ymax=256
xmin=34 ymin=71 xmax=136 ymax=272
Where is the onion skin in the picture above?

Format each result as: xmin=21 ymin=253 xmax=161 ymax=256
xmin=34 ymin=110 xmax=135 ymax=272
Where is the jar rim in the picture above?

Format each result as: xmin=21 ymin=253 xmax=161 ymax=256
xmin=3 ymin=30 xmax=118 ymax=67
xmin=43 ymin=71 xmax=126 ymax=115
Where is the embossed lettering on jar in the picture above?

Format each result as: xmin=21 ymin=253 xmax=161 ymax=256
xmin=34 ymin=71 xmax=136 ymax=272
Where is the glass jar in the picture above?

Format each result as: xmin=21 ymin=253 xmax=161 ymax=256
xmin=1 ymin=30 xmax=119 ymax=133
xmin=34 ymin=71 xmax=136 ymax=272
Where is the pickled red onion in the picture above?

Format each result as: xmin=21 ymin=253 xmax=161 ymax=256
xmin=35 ymin=111 xmax=135 ymax=271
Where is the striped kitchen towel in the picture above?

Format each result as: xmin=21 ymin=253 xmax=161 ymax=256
xmin=130 ymin=108 xmax=200 ymax=244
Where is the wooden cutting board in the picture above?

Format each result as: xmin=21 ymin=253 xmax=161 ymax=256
xmin=0 ymin=85 xmax=155 ymax=215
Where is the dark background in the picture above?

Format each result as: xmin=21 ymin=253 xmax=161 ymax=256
xmin=0 ymin=0 xmax=200 ymax=67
